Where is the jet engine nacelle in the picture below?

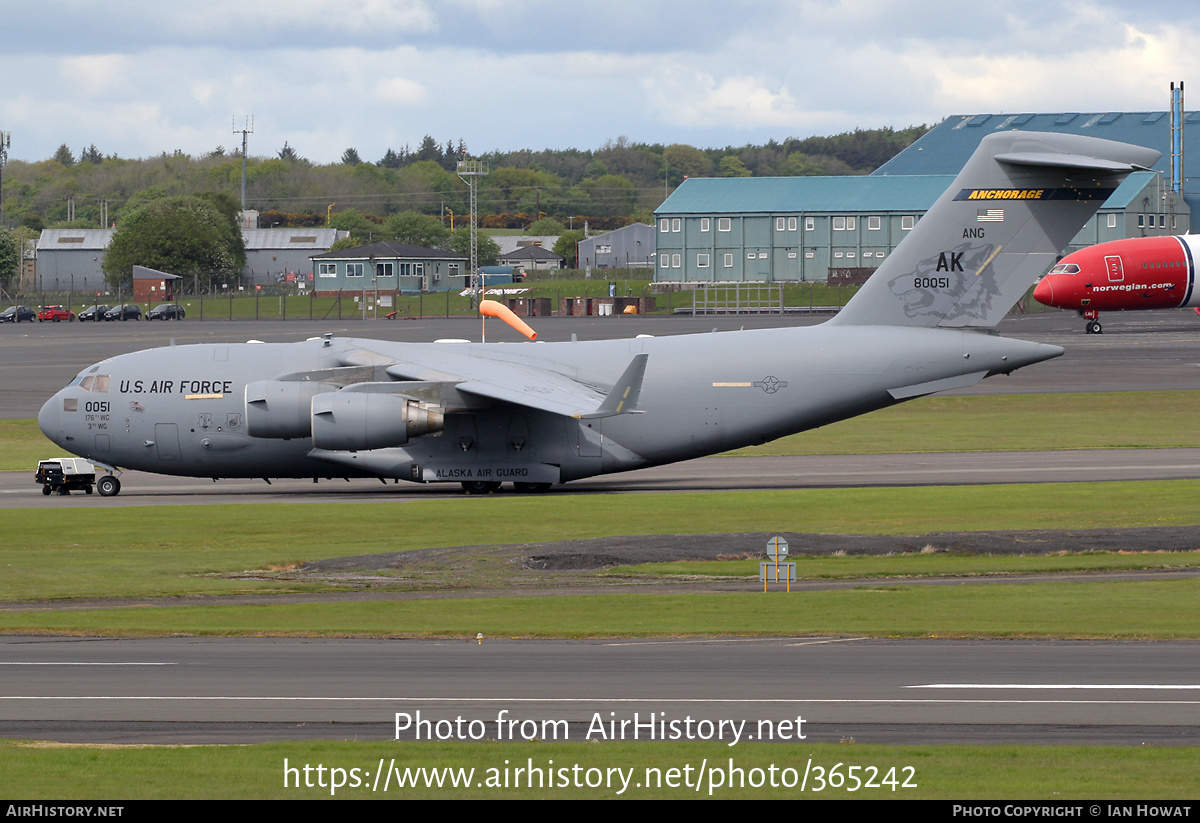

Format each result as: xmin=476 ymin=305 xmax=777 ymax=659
xmin=310 ymin=391 xmax=444 ymax=451
xmin=245 ymin=380 xmax=337 ymax=439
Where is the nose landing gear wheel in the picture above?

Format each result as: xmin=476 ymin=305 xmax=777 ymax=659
xmin=1086 ymin=320 xmax=1102 ymax=334
xmin=97 ymin=475 xmax=121 ymax=497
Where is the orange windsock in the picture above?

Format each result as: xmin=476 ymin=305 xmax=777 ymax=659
xmin=480 ymin=299 xmax=537 ymax=340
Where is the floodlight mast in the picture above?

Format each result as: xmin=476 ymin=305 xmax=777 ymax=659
xmin=456 ymin=158 xmax=489 ymax=305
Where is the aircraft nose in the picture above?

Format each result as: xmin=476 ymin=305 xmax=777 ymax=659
xmin=38 ymin=394 xmax=60 ymax=442
xmin=1032 ymin=277 xmax=1054 ymax=306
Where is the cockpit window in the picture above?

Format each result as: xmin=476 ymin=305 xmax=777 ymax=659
xmin=1049 ymin=264 xmax=1081 ymax=275
xmin=79 ymin=375 xmax=109 ymax=392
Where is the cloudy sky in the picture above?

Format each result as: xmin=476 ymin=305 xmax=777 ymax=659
xmin=2 ymin=0 xmax=1197 ymax=164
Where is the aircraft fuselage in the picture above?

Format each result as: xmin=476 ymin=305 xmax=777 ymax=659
xmin=37 ymin=325 xmax=1060 ymax=487
xmin=1033 ymin=234 xmax=1200 ymax=332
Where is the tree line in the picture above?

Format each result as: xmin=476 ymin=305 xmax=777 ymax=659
xmin=0 ymin=126 xmax=928 ymax=234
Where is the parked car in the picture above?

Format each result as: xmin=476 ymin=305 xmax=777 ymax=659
xmin=103 ymin=304 xmax=142 ymax=321
xmin=146 ymin=303 xmax=185 ymax=320
xmin=38 ymin=305 xmax=76 ymax=322
xmin=0 ymin=305 xmax=36 ymax=323
xmin=77 ymin=304 xmax=112 ymax=321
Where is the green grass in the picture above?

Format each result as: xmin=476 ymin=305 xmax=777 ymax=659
xmin=183 ymin=291 xmax=479 ymax=321
xmin=2 ymin=481 xmax=1200 ymax=638
xmin=2 ymin=578 xmax=1198 ymax=639
xmin=4 ymin=481 xmax=1200 ymax=603
xmin=0 ymin=419 xmax=47 ymax=473
xmin=725 ymin=390 xmax=1200 ymax=455
xmin=606 ymin=551 xmax=1200 ymax=580
xmin=0 ymin=739 xmax=1194 ymax=799
xmin=510 ymin=278 xmax=861 ymax=313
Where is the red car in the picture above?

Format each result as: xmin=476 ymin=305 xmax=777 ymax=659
xmin=38 ymin=305 xmax=76 ymax=322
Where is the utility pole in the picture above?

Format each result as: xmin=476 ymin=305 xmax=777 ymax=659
xmin=0 ymin=131 xmax=9 ymax=224
xmin=233 ymin=115 xmax=254 ymax=211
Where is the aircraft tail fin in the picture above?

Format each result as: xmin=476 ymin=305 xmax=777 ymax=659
xmin=831 ymin=131 xmax=1160 ymax=329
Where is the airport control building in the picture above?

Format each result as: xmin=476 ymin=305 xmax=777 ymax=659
xmin=654 ymin=110 xmax=1194 ymax=283
xmin=309 ymin=241 xmax=469 ymax=295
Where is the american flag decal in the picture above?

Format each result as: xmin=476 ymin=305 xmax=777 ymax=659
xmin=977 ymin=208 xmax=1004 ymax=223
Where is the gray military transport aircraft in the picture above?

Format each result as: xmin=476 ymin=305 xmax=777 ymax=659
xmin=39 ymin=132 xmax=1158 ymax=496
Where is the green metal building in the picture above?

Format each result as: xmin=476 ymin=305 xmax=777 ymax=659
xmin=653 ymin=170 xmax=1178 ymax=283
xmin=655 ymin=107 xmax=1197 ymax=283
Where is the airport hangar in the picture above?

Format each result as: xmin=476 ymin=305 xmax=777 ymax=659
xmin=31 ymin=226 xmax=347 ymax=292
xmin=653 ymin=110 xmax=1194 ymax=284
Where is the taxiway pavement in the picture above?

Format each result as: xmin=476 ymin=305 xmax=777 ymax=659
xmin=1 ymin=636 xmax=1196 ymax=745
xmin=4 ymin=448 xmax=1200 ymax=507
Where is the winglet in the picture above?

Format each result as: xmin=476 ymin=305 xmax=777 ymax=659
xmin=580 ymin=354 xmax=648 ymax=419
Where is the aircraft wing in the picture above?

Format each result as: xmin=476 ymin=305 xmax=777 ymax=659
xmin=375 ymin=350 xmax=648 ymax=420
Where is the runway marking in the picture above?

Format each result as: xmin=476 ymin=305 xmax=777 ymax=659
xmin=760 ymin=464 xmax=1200 ymax=477
xmin=601 ymin=637 xmax=869 ymax=647
xmin=910 ymin=683 xmax=1200 ymax=690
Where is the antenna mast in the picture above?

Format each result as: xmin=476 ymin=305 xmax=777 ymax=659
xmin=233 ymin=115 xmax=254 ymax=210
xmin=0 ymin=131 xmax=10 ymax=223
xmin=456 ymin=156 xmax=489 ymax=300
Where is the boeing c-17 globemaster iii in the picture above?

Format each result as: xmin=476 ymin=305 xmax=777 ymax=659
xmin=38 ymin=132 xmax=1158 ymax=496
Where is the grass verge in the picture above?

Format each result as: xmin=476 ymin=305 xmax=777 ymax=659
xmin=3 ymin=481 xmax=1200 ymax=602
xmin=724 ymin=390 xmax=1200 ymax=455
xmin=2 ymin=578 xmax=1197 ymax=639
xmin=1 ymin=739 xmax=1194 ymax=799
xmin=605 ymin=551 xmax=1200 ymax=579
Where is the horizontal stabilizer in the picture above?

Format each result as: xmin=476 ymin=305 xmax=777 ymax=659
xmin=993 ymin=151 xmax=1153 ymax=172
xmin=887 ymin=370 xmax=988 ymax=400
